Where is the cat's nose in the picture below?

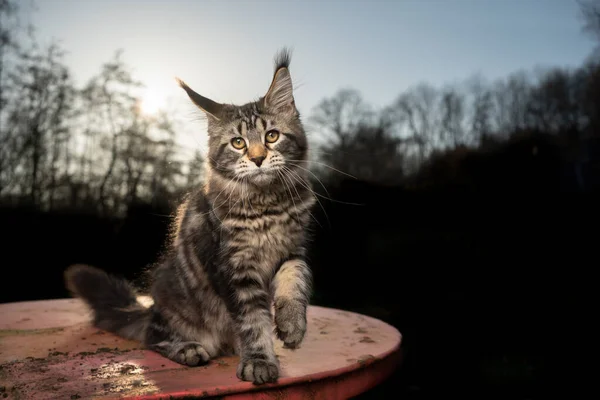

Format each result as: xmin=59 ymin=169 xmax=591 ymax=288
xmin=250 ymin=155 xmax=266 ymax=167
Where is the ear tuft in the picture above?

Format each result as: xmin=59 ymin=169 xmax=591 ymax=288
xmin=264 ymin=48 xmax=296 ymax=115
xmin=273 ymin=47 xmax=292 ymax=72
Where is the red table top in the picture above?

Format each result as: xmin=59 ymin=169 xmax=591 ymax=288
xmin=0 ymin=297 xmax=402 ymax=399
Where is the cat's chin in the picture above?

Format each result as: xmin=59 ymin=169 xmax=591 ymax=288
xmin=249 ymin=172 xmax=276 ymax=186
xmin=242 ymin=169 xmax=279 ymax=187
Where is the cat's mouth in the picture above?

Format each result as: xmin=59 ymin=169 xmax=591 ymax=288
xmin=246 ymin=167 xmax=280 ymax=184
xmin=250 ymin=173 xmax=275 ymax=185
xmin=235 ymin=163 xmax=284 ymax=185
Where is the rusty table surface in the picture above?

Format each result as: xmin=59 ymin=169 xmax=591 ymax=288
xmin=0 ymin=297 xmax=402 ymax=399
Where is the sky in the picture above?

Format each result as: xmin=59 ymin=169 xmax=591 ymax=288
xmin=17 ymin=0 xmax=598 ymax=154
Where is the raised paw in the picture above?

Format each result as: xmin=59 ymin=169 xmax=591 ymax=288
xmin=236 ymin=357 xmax=279 ymax=385
xmin=274 ymin=298 xmax=307 ymax=349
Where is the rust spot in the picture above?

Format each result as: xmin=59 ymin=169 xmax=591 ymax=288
xmin=353 ymin=327 xmax=368 ymax=334
xmin=48 ymin=351 xmax=68 ymax=357
xmin=95 ymin=347 xmax=113 ymax=353
xmin=359 ymin=336 xmax=375 ymax=343
xmin=357 ymin=354 xmax=376 ymax=367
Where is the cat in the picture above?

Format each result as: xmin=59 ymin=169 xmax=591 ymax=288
xmin=64 ymin=48 xmax=316 ymax=385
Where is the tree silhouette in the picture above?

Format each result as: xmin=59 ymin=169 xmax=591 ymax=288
xmin=309 ymin=88 xmax=375 ymax=147
xmin=1 ymin=40 xmax=74 ymax=207
xmin=439 ymin=86 xmax=468 ymax=148
xmin=383 ymin=83 xmax=438 ymax=171
xmin=579 ymin=0 xmax=600 ymax=45
xmin=491 ymin=70 xmax=532 ymax=135
xmin=0 ymin=33 xmax=199 ymax=214
xmin=0 ymin=0 xmax=598 ymax=216
xmin=310 ymin=89 xmax=404 ymax=185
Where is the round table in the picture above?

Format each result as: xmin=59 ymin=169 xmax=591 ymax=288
xmin=0 ymin=297 xmax=402 ymax=399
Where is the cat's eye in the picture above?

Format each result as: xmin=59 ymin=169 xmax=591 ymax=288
xmin=231 ymin=137 xmax=246 ymax=150
xmin=265 ymin=130 xmax=280 ymax=144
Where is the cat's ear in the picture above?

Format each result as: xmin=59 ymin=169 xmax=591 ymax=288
xmin=176 ymin=77 xmax=223 ymax=120
xmin=263 ymin=48 xmax=297 ymax=116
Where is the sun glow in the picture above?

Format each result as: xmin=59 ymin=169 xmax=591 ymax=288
xmin=139 ymin=87 xmax=166 ymax=115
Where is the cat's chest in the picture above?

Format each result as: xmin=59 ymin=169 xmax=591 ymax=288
xmin=223 ymin=211 xmax=303 ymax=269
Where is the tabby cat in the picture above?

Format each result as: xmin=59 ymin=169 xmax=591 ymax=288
xmin=64 ymin=48 xmax=316 ymax=385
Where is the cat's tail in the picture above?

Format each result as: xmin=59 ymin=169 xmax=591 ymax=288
xmin=64 ymin=264 xmax=151 ymax=343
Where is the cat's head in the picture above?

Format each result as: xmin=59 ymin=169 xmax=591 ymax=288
xmin=177 ymin=48 xmax=308 ymax=187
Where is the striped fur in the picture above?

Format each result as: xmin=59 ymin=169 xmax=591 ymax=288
xmin=64 ymin=48 xmax=316 ymax=385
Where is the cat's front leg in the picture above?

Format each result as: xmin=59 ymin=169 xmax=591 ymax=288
xmin=225 ymin=268 xmax=280 ymax=384
xmin=272 ymin=259 xmax=312 ymax=349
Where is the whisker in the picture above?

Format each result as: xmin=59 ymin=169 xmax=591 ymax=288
xmin=195 ymin=175 xmax=237 ymax=217
xmin=148 ymin=212 xmax=174 ymax=218
xmin=286 ymin=159 xmax=358 ymax=180
xmin=276 ymin=169 xmax=297 ymax=209
xmin=211 ymin=174 xmax=237 ymax=208
xmin=280 ymin=167 xmax=328 ymax=228
xmin=220 ymin=175 xmax=243 ymax=228
xmin=277 ymin=169 xmax=321 ymax=229
xmin=284 ymin=161 xmax=332 ymax=198
xmin=283 ymin=166 xmax=364 ymax=207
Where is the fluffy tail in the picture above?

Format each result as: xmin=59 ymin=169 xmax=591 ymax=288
xmin=64 ymin=264 xmax=151 ymax=343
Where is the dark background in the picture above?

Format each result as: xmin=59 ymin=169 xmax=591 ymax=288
xmin=2 ymin=1 xmax=599 ymax=398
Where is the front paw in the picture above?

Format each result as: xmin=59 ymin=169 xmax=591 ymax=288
xmin=236 ymin=357 xmax=279 ymax=385
xmin=274 ymin=298 xmax=307 ymax=349
xmin=150 ymin=341 xmax=211 ymax=367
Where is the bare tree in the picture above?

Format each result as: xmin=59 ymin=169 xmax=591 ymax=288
xmin=318 ymin=120 xmax=405 ymax=186
xmin=439 ymin=87 xmax=467 ymax=148
xmin=0 ymin=0 xmax=21 ymax=196
xmin=466 ymin=75 xmax=494 ymax=143
xmin=79 ymin=50 xmax=142 ymax=214
xmin=0 ymin=0 xmax=20 ymax=126
xmin=309 ymin=88 xmax=375 ymax=148
xmin=383 ymin=83 xmax=439 ymax=171
xmin=0 ymin=7 xmax=203 ymax=214
xmin=579 ymin=0 xmax=600 ymax=45
xmin=309 ymin=89 xmax=405 ymax=185
xmin=73 ymin=51 xmax=188 ymax=215
xmin=577 ymin=1 xmax=600 ymax=139
xmin=491 ymin=71 xmax=533 ymax=135
xmin=580 ymin=60 xmax=600 ymax=138
xmin=528 ymin=67 xmax=583 ymax=134
xmin=2 ymin=41 xmax=74 ymax=207
xmin=145 ymin=112 xmax=185 ymax=207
